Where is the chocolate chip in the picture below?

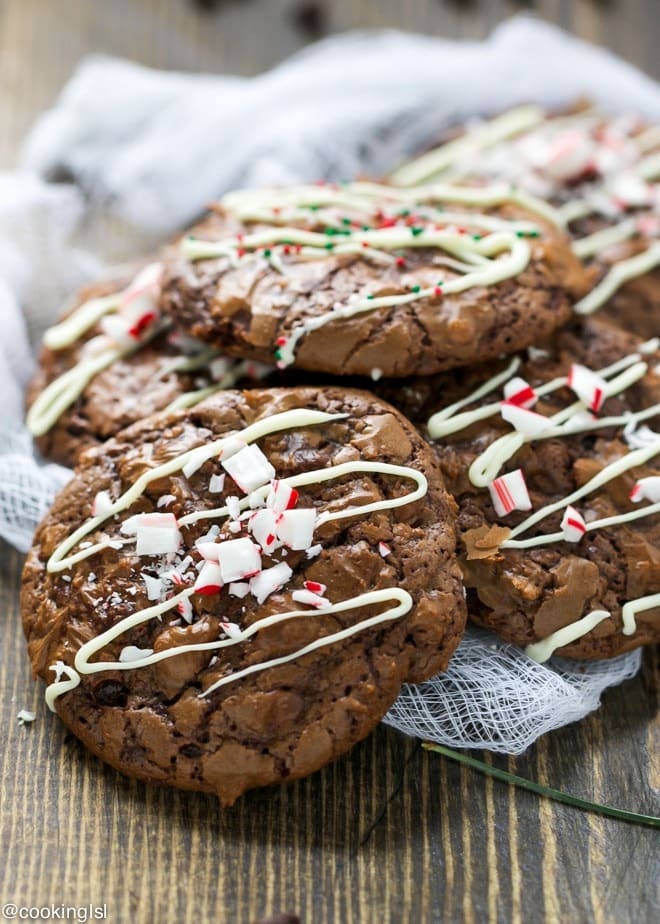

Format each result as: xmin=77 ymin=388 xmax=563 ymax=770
xmin=93 ymin=680 xmax=128 ymax=707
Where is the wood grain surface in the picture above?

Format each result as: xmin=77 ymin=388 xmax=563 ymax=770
xmin=0 ymin=2 xmax=659 ymax=922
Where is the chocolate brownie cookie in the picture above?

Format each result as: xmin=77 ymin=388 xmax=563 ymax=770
xmin=160 ymin=180 xmax=586 ymax=378
xmin=391 ymin=105 xmax=660 ymax=338
xmin=27 ymin=263 xmax=269 ymax=466
xmin=379 ymin=319 xmax=660 ymax=660
xmin=22 ymin=387 xmax=466 ymax=804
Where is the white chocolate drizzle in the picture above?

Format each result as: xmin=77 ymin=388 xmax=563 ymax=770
xmin=574 ymin=241 xmax=660 ymax=315
xmin=29 ymin=267 xmax=263 ymax=439
xmin=43 ymin=408 xmax=429 ymax=708
xmin=526 ymin=591 xmax=660 ymax=662
xmin=426 ymin=338 xmax=660 ymax=651
xmin=27 ymin=320 xmax=167 ymax=437
xmin=524 ymin=610 xmax=612 ymax=663
xmin=184 ymin=180 xmax=549 ymax=368
xmin=388 ymin=105 xmax=547 ymax=186
xmin=390 ymin=107 xmax=660 ymax=320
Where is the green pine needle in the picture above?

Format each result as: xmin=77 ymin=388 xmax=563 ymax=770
xmin=422 ymin=742 xmax=660 ymax=829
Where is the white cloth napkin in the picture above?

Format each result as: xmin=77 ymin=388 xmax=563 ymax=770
xmin=1 ymin=15 xmax=654 ymax=751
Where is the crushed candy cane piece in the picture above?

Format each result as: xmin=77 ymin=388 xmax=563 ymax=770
xmin=134 ymin=513 xmax=181 ymax=558
xmin=220 ymin=621 xmax=243 ymax=639
xmin=488 ymin=469 xmax=532 ymax=517
xmin=222 ymin=443 xmax=276 ymax=494
xmin=560 ymin=505 xmax=587 ymax=542
xmin=17 ymin=710 xmax=36 ymax=725
xmin=503 ymin=377 xmax=538 ymax=409
xmin=544 ymin=130 xmax=594 ymax=181
xmin=217 ymin=537 xmax=262 ymax=583
xmin=196 ymin=541 xmax=221 ymax=561
xmin=156 ymin=494 xmax=176 ymax=508
xmin=378 ymin=542 xmax=391 ymax=558
xmin=194 ymin=561 xmax=223 ymax=595
xmin=249 ymin=562 xmax=292 ymax=604
xmin=500 ymin=402 xmax=551 ymax=436
xmin=304 ymin=580 xmax=327 ymax=594
xmin=143 ymin=574 xmax=164 ymax=601
xmin=209 ymin=474 xmax=226 ymax=494
xmin=228 ymin=582 xmax=250 ymax=598
xmin=306 ymin=544 xmax=322 ymax=559
xmin=567 ymin=364 xmax=607 ymax=413
xmin=183 ymin=444 xmax=219 ymax=479
xmin=292 ymin=588 xmax=328 ymax=608
xmin=226 ymin=496 xmax=241 ymax=520
xmin=276 ymin=508 xmax=317 ymax=550
xmin=249 ymin=508 xmax=280 ymax=551
xmin=92 ymin=490 xmax=113 ymax=517
xmin=266 ymin=480 xmax=299 ymax=513
xmin=177 ymin=596 xmax=193 ymax=623
xmin=630 ymin=476 xmax=660 ymax=503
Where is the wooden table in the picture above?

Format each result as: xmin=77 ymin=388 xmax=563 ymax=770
xmin=0 ymin=2 xmax=658 ymax=922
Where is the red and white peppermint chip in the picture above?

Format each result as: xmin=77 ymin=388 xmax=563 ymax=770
xmin=560 ymin=505 xmax=587 ymax=542
xmin=222 ymin=444 xmax=276 ymax=494
xmin=292 ymin=588 xmax=328 ymax=608
xmin=266 ymin=479 xmax=299 ymax=513
xmin=488 ymin=469 xmax=532 ymax=517
xmin=91 ymin=490 xmax=113 ymax=518
xmin=249 ymin=562 xmax=293 ymax=604
xmin=567 ymin=364 xmax=607 ymax=413
xmin=503 ymin=376 xmax=538 ymax=409
xmin=275 ymin=508 xmax=317 ymax=550
xmin=129 ymin=513 xmax=181 ymax=558
xmin=177 ymin=596 xmax=193 ymax=623
xmin=194 ymin=561 xmax=223 ymax=595
xmin=249 ymin=508 xmax=280 ymax=552
xmin=500 ymin=402 xmax=551 ymax=437
xmin=304 ymin=580 xmax=327 ymax=595
xmin=217 ymin=537 xmax=262 ymax=583
xmin=630 ymin=476 xmax=660 ymax=503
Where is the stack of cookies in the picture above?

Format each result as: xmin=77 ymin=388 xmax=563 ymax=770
xmin=21 ymin=105 xmax=659 ymax=805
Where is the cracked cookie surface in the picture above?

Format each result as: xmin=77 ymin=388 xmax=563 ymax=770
xmin=22 ymin=386 xmax=466 ymax=804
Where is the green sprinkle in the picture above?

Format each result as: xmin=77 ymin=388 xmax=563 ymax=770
xmin=341 ymin=217 xmax=352 ymax=226
xmin=366 ymin=294 xmax=375 ymax=300
xmin=309 ymin=204 xmax=320 ymax=211
xmin=436 ymin=280 xmax=444 ymax=286
xmin=411 ymin=226 xmax=424 ymax=237
xmin=362 ymin=225 xmax=371 ymax=232
xmin=325 ymin=242 xmax=335 ymax=250
xmin=263 ymin=249 xmax=271 ymax=257
xmin=398 ymin=209 xmax=410 ymax=218
xmin=410 ymin=285 xmax=421 ymax=293
xmin=472 ymin=234 xmax=482 ymax=241
xmin=274 ymin=348 xmax=282 ymax=360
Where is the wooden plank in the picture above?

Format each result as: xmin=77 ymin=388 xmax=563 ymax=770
xmin=1 ymin=538 xmax=658 ymax=922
